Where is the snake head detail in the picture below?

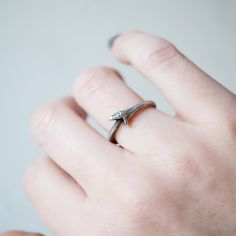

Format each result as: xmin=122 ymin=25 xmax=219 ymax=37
xmin=109 ymin=111 xmax=129 ymax=126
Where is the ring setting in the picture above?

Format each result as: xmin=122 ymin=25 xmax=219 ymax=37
xmin=108 ymin=101 xmax=156 ymax=144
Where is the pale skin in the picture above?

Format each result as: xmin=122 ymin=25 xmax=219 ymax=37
xmin=2 ymin=31 xmax=236 ymax=236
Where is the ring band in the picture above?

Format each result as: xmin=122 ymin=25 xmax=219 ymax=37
xmin=108 ymin=100 xmax=156 ymax=144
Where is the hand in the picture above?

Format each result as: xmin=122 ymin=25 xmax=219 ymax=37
xmin=25 ymin=31 xmax=236 ymax=236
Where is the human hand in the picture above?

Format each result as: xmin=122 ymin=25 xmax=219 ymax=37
xmin=25 ymin=31 xmax=236 ymax=235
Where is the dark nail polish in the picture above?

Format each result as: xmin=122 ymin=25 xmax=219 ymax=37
xmin=108 ymin=34 xmax=120 ymax=49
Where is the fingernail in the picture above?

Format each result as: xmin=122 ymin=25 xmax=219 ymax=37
xmin=108 ymin=34 xmax=121 ymax=49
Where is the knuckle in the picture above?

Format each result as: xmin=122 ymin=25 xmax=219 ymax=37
xmin=74 ymin=67 xmax=116 ymax=100
xmin=177 ymin=158 xmax=203 ymax=182
xmin=30 ymin=102 xmax=60 ymax=144
xmin=139 ymin=39 xmax=180 ymax=74
xmin=174 ymin=154 xmax=221 ymax=192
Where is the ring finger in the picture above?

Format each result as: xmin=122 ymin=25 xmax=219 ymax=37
xmin=74 ymin=67 xmax=173 ymax=152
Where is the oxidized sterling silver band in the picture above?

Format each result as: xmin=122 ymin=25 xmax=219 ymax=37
xmin=108 ymin=100 xmax=156 ymax=144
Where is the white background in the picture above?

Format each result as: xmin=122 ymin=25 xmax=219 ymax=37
xmin=0 ymin=0 xmax=236 ymax=234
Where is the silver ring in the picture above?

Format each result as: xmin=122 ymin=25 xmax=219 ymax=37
xmin=108 ymin=100 xmax=156 ymax=144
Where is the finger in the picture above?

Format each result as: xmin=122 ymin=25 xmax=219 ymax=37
xmin=24 ymin=157 xmax=85 ymax=235
xmin=110 ymin=31 xmax=236 ymax=123
xmin=74 ymin=67 xmax=171 ymax=152
xmin=30 ymin=97 xmax=123 ymax=195
xmin=0 ymin=232 xmax=43 ymax=236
